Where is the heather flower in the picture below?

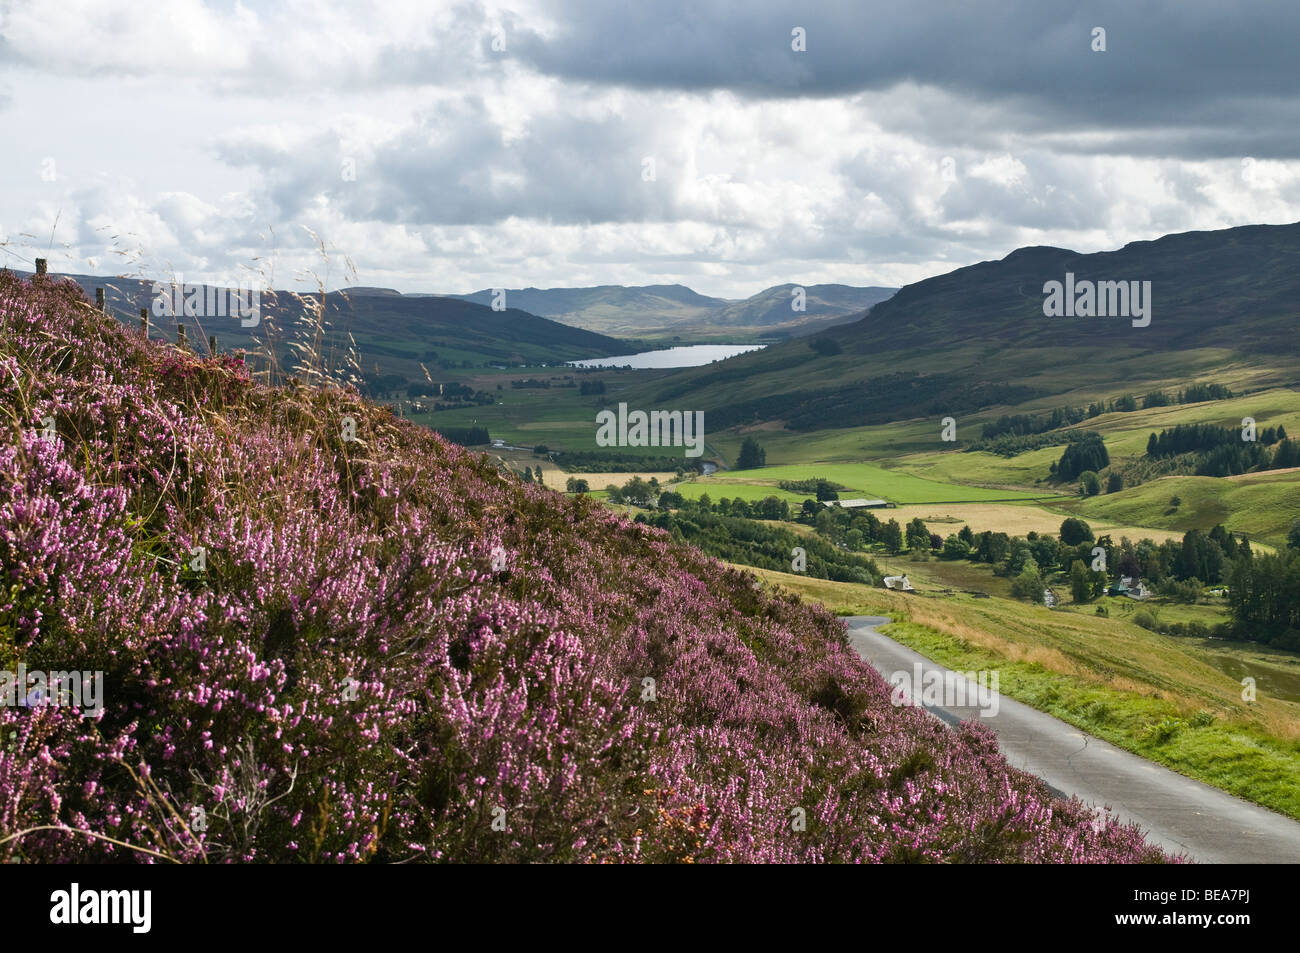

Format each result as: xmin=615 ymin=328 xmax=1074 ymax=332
xmin=0 ymin=272 xmax=1174 ymax=864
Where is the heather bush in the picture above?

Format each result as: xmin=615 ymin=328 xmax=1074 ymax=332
xmin=0 ymin=273 xmax=1174 ymax=863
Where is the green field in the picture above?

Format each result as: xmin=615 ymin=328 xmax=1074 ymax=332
xmin=702 ymin=462 xmax=1060 ymax=504
xmin=1064 ymin=469 xmax=1300 ymax=548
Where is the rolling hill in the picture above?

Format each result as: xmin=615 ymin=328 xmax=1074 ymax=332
xmin=630 ymin=222 xmax=1300 ymax=434
xmin=9 ymin=271 xmax=631 ymax=384
xmin=690 ymin=283 xmax=897 ymax=333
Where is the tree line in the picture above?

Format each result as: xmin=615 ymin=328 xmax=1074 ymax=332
xmin=1145 ymin=423 xmax=1295 ymax=476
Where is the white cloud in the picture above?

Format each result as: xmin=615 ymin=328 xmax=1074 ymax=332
xmin=2 ymin=0 xmax=1300 ymax=299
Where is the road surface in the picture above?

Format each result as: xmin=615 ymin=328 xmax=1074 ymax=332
xmin=845 ymin=615 xmax=1300 ymax=864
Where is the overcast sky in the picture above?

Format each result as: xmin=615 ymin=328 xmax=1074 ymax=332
xmin=3 ymin=0 xmax=1300 ymax=299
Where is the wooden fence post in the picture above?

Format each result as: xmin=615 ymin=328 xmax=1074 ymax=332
xmin=96 ymin=288 xmax=105 ymax=312
xmin=35 ymin=259 xmax=47 ymax=277
xmin=177 ymin=323 xmax=187 ymax=349
xmin=209 ymin=335 xmax=217 ymax=355
xmin=140 ymin=308 xmax=149 ymax=337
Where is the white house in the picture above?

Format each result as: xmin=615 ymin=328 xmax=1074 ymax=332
xmin=1120 ymin=576 xmax=1149 ymax=599
xmin=883 ymin=574 xmax=914 ymax=592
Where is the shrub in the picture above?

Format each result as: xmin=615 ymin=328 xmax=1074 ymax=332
xmin=1158 ymin=577 xmax=1202 ymax=604
xmin=1009 ymin=563 xmax=1045 ymax=602
xmin=1133 ymin=609 xmax=1161 ymax=631
xmin=1143 ymin=718 xmax=1186 ymax=744
xmin=1059 ymin=517 xmax=1094 ymax=546
xmin=942 ymin=535 xmax=971 ymax=559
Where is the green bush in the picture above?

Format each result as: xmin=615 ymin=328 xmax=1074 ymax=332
xmin=1144 ymin=717 xmax=1186 ymax=744
xmin=1133 ymin=609 xmax=1160 ymax=631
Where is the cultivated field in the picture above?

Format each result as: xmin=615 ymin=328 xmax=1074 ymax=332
xmin=886 ymin=501 xmax=1188 ymax=543
xmin=703 ymin=462 xmax=1055 ymax=504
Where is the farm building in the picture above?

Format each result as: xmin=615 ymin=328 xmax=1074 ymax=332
xmin=1108 ymin=577 xmax=1149 ymax=599
xmin=823 ymin=498 xmax=891 ymax=508
xmin=883 ymin=574 xmax=914 ymax=592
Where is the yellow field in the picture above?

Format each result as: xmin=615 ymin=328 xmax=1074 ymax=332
xmin=538 ymin=469 xmax=677 ymax=492
xmin=886 ymin=501 xmax=1187 ymax=543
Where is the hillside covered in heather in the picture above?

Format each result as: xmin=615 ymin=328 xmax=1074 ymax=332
xmin=0 ymin=272 xmax=1172 ymax=863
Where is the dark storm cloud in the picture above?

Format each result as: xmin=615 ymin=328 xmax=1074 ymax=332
xmin=510 ymin=0 xmax=1300 ymax=158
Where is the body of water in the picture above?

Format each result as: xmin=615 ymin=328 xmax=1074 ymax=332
xmin=568 ymin=343 xmax=765 ymax=369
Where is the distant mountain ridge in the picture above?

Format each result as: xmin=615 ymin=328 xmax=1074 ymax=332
xmin=445 ymin=282 xmax=898 ymax=337
xmin=693 ymin=283 xmax=896 ymax=331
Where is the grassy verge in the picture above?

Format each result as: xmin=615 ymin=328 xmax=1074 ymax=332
xmin=744 ymin=565 xmax=1300 ymax=821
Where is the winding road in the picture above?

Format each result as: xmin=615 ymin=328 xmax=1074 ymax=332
xmin=845 ymin=615 xmax=1300 ymax=864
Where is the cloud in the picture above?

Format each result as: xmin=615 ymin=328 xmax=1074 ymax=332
xmin=3 ymin=0 xmax=1300 ymax=299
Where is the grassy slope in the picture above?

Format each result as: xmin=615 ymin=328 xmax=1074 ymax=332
xmin=747 ymin=566 xmax=1300 ymax=821
xmin=703 ymin=462 xmax=1055 ymax=503
xmin=1064 ymin=470 xmax=1300 ymax=547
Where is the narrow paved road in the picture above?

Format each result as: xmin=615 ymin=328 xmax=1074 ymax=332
xmin=845 ymin=616 xmax=1300 ymax=864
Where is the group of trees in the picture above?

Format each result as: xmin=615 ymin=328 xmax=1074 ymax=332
xmin=735 ymin=437 xmax=767 ymax=470
xmin=916 ymin=514 xmax=1252 ymax=610
xmin=637 ymin=508 xmax=877 ymax=585
xmin=792 ymin=501 xmax=906 ymax=553
xmin=967 ymin=385 xmax=1238 ymax=458
xmin=579 ymin=379 xmax=607 ymax=395
xmin=434 ymin=425 xmax=490 ymax=447
xmin=1144 ymin=423 xmax=1295 ymax=477
xmin=1146 ymin=423 xmax=1288 ymax=457
xmin=548 ymin=450 xmax=697 ymax=472
xmin=1141 ymin=383 xmax=1235 ymax=408
xmin=1222 ymin=523 xmax=1300 ymax=649
xmin=430 ymin=381 xmax=496 ymax=410
xmin=603 ymin=476 xmax=663 ymax=506
xmin=1051 ymin=432 xmax=1110 ymax=482
xmin=778 ymin=478 xmax=843 ymax=500
xmin=981 ymin=406 xmax=1089 ymax=440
